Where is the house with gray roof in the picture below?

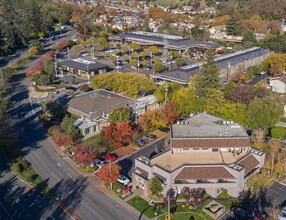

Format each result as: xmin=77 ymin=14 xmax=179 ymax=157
xmin=67 ymin=89 xmax=133 ymax=137
xmin=58 ymin=58 xmax=108 ymax=79
xmin=132 ymin=113 xmax=265 ymax=198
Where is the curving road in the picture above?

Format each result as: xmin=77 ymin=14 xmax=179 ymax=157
xmin=4 ymin=30 xmax=141 ymax=220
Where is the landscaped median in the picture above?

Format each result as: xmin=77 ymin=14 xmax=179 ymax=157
xmin=10 ymin=157 xmax=55 ymax=200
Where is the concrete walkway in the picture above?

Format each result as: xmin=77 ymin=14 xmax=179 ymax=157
xmin=28 ymin=86 xmax=49 ymax=99
xmin=48 ymin=136 xmax=151 ymax=220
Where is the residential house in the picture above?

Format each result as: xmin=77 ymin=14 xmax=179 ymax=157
xmin=269 ymin=75 xmax=286 ymax=94
xmin=133 ymin=113 xmax=265 ymax=198
xmin=67 ymin=89 xmax=134 ymax=137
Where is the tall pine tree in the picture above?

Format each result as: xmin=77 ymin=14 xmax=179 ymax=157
xmin=195 ymin=50 xmax=220 ymax=97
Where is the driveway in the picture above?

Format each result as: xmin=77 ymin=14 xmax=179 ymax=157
xmin=266 ymin=181 xmax=286 ymax=207
xmin=117 ymin=135 xmax=168 ymax=178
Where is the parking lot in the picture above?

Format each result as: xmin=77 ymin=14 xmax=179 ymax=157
xmin=266 ymin=181 xmax=286 ymax=207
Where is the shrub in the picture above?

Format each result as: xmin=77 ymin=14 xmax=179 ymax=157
xmin=271 ymin=127 xmax=286 ymax=140
xmin=79 ymin=84 xmax=90 ymax=91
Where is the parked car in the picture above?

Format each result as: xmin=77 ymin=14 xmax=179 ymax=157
xmin=279 ymin=207 xmax=286 ymax=220
xmin=231 ymin=207 xmax=255 ymax=219
xmin=159 ymin=127 xmax=170 ymax=133
xmin=104 ymin=153 xmax=118 ymax=161
xmin=145 ymin=134 xmax=157 ymax=141
xmin=117 ymin=175 xmax=130 ymax=186
xmin=95 ymin=159 xmax=107 ymax=168
xmin=65 ymin=86 xmax=77 ymax=91
xmin=136 ymin=139 xmax=145 ymax=147
xmin=81 ymin=52 xmax=90 ymax=57
xmin=50 ymin=90 xmax=60 ymax=94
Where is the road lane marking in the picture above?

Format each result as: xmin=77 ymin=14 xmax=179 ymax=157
xmin=57 ymin=163 xmax=61 ymax=167
xmin=0 ymin=201 xmax=14 ymax=220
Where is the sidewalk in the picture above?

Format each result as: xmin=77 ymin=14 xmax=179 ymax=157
xmin=89 ymin=176 xmax=150 ymax=220
xmin=48 ymin=136 xmax=151 ymax=219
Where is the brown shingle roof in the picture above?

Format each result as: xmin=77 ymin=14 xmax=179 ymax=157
xmin=175 ymin=166 xmax=235 ymax=180
xmin=172 ymin=138 xmax=250 ymax=148
xmin=238 ymin=154 xmax=260 ymax=176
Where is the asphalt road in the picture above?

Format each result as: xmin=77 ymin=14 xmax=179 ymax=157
xmin=4 ymin=30 xmax=139 ymax=220
xmin=0 ymin=151 xmax=69 ymax=220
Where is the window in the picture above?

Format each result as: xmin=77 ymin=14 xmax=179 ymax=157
xmin=85 ymin=128 xmax=90 ymax=135
xmin=193 ymin=148 xmax=200 ymax=150
xmin=202 ymin=148 xmax=208 ymax=150
xmin=212 ymin=148 xmax=218 ymax=152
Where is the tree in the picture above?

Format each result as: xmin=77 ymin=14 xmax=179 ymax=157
xmin=147 ymin=46 xmax=159 ymax=55
xmin=181 ymin=187 xmax=191 ymax=206
xmin=53 ymin=130 xmax=73 ymax=147
xmin=149 ymin=177 xmax=163 ymax=196
xmin=98 ymin=163 xmax=121 ymax=189
xmin=130 ymin=59 xmax=138 ymax=67
xmin=61 ymin=115 xmax=81 ymax=138
xmin=153 ymin=62 xmax=165 ymax=72
xmin=175 ymin=57 xmax=186 ymax=67
xmin=138 ymin=115 xmax=151 ymax=132
xmin=196 ymin=50 xmax=220 ymax=97
xmin=226 ymin=16 xmax=241 ymax=36
xmin=202 ymin=88 xmax=225 ymax=115
xmin=246 ymin=98 xmax=284 ymax=130
xmin=41 ymin=100 xmax=66 ymax=120
xmin=172 ymin=88 xmax=201 ymax=114
xmin=189 ymin=188 xmax=205 ymax=207
xmin=230 ymin=84 xmax=254 ymax=105
xmin=163 ymin=101 xmax=180 ymax=124
xmin=108 ymin=107 xmax=131 ymax=123
xmin=101 ymin=122 xmax=133 ymax=148
xmin=191 ymin=25 xmax=209 ymax=41
xmin=73 ymin=144 xmax=96 ymax=167
xmin=129 ymin=42 xmax=141 ymax=51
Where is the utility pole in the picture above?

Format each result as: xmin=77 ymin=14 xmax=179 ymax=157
xmin=164 ymin=81 xmax=169 ymax=105
xmin=137 ymin=54 xmax=140 ymax=71
xmin=109 ymin=161 xmax=112 ymax=190
xmin=54 ymin=55 xmax=57 ymax=78
xmin=0 ymin=68 xmax=4 ymax=87
xmin=134 ymin=95 xmax=137 ymax=125
xmin=128 ymin=45 xmax=131 ymax=61
xmin=67 ymin=47 xmax=70 ymax=60
xmin=86 ymin=65 xmax=90 ymax=83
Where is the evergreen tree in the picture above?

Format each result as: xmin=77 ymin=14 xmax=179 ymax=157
xmin=195 ymin=50 xmax=220 ymax=97
xmin=226 ymin=16 xmax=241 ymax=36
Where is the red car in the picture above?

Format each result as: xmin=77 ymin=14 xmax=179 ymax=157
xmin=104 ymin=153 xmax=118 ymax=161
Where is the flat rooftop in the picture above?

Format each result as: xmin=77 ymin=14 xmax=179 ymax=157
xmin=111 ymin=31 xmax=220 ymax=49
xmin=172 ymin=113 xmax=248 ymax=138
xmin=59 ymin=59 xmax=108 ymax=72
xmin=154 ymin=47 xmax=269 ymax=84
xmin=150 ymin=150 xmax=248 ymax=172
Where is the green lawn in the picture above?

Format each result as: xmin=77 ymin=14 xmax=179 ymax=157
xmin=280 ymin=117 xmax=286 ymax=123
xmin=155 ymin=0 xmax=189 ymax=6
xmin=82 ymin=134 xmax=101 ymax=146
xmin=127 ymin=196 xmax=166 ymax=218
xmin=159 ymin=212 xmax=208 ymax=220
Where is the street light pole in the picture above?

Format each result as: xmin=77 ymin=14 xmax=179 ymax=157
xmin=86 ymin=65 xmax=90 ymax=83
xmin=0 ymin=68 xmax=4 ymax=87
xmin=54 ymin=55 xmax=57 ymax=78
xmin=67 ymin=47 xmax=70 ymax=60
xmin=134 ymin=95 xmax=137 ymax=125
xmin=137 ymin=54 xmax=140 ymax=71
xmin=109 ymin=161 xmax=112 ymax=190
xmin=164 ymin=81 xmax=169 ymax=105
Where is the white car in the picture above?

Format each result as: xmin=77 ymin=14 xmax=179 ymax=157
xmin=117 ymin=175 xmax=130 ymax=186
xmin=279 ymin=208 xmax=286 ymax=220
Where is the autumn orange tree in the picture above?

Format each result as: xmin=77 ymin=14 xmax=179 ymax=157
xmin=101 ymin=122 xmax=133 ymax=148
xmin=73 ymin=145 xmax=96 ymax=167
xmin=98 ymin=163 xmax=121 ymax=189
